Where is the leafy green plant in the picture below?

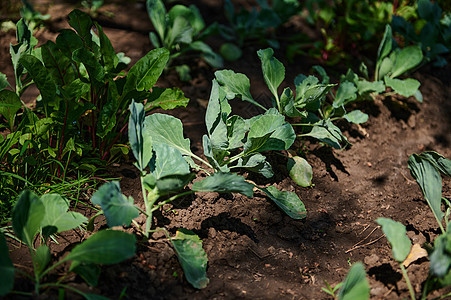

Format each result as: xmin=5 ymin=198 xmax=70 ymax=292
xmin=0 ymin=190 xmax=136 ymax=298
xmin=392 ymin=0 xmax=451 ymax=67
xmin=214 ymin=48 xmax=370 ymax=185
xmin=321 ymin=262 xmax=370 ymax=300
xmin=375 ymin=151 xmax=451 ymax=299
xmin=219 ymin=0 xmax=299 ymax=60
xmin=146 ymin=0 xmax=222 ymax=81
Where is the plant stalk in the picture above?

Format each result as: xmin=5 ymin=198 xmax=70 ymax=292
xmin=400 ymin=263 xmax=416 ymax=300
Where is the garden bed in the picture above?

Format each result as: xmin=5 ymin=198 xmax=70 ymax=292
xmin=1 ymin=0 xmax=451 ymax=299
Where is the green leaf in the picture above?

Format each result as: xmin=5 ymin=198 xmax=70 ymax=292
xmin=146 ymin=0 xmax=167 ymax=41
xmin=145 ymin=87 xmax=189 ymax=110
xmin=0 ymin=233 xmax=14 ymax=296
xmin=34 ymin=245 xmax=51 ymax=275
xmin=125 ymin=48 xmax=169 ymax=92
xmin=66 ymin=230 xmax=136 ymax=264
xmin=19 ymin=54 xmax=56 ymax=106
xmin=70 ymin=262 xmax=101 ymax=287
xmin=95 ymin=22 xmax=118 ymax=74
xmin=377 ymin=25 xmax=393 ymax=65
xmin=294 ymin=75 xmax=335 ymax=107
xmin=338 ymin=262 xmax=370 ymax=300
xmin=235 ymin=153 xmax=273 ymax=178
xmin=376 ymin=218 xmax=411 ymax=262
xmin=192 ymin=172 xmax=254 ymax=197
xmin=384 ymin=77 xmax=421 ymax=98
xmin=355 ymin=80 xmax=385 ymax=95
xmin=68 ymin=9 xmax=93 ymax=47
xmin=0 ymin=73 xmax=11 ymax=90
xmin=129 ymin=100 xmax=152 ymax=171
xmin=0 ymin=89 xmax=22 ymax=130
xmin=55 ymin=29 xmax=84 ymax=59
xmin=151 ymin=143 xmax=190 ymax=179
xmin=344 ymin=110 xmax=368 ymax=124
xmin=419 ymin=151 xmax=451 ymax=177
xmin=220 ymin=43 xmax=242 ymax=61
xmin=40 ymin=194 xmax=87 ymax=235
xmin=143 ymin=113 xmax=194 ymax=158
xmin=41 ymin=41 xmax=76 ymax=86
xmin=408 ymin=154 xmax=444 ymax=229
xmin=72 ymin=48 xmax=105 ymax=83
xmin=257 ymin=48 xmax=285 ymax=100
xmin=287 ymin=156 xmax=313 ymax=187
xmin=305 ymin=120 xmax=347 ymax=149
xmin=215 ymin=70 xmax=266 ymax=110
xmin=244 ymin=112 xmax=295 ymax=154
xmin=390 ymin=46 xmax=423 ymax=78
xmin=156 ymin=173 xmax=196 ymax=194
xmin=91 ymin=181 xmax=139 ymax=228
xmin=170 ymin=229 xmax=209 ymax=289
xmin=429 ymin=229 xmax=451 ymax=277
xmin=377 ymin=57 xmax=394 ymax=81
xmin=333 ymin=82 xmax=357 ymax=108
xmin=260 ymin=185 xmax=307 ymax=219
xmin=12 ymin=190 xmax=45 ymax=247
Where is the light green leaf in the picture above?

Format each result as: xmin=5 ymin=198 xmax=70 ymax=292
xmin=376 ymin=218 xmax=411 ymax=262
xmin=66 ymin=230 xmax=136 ymax=264
xmin=192 ymin=172 xmax=254 ymax=197
xmin=287 ymin=156 xmax=313 ymax=187
xmin=377 ymin=25 xmax=393 ymax=65
xmin=260 ymin=185 xmax=306 ymax=219
xmin=40 ymin=194 xmax=87 ymax=235
xmin=429 ymin=230 xmax=451 ymax=277
xmin=0 ymin=73 xmax=10 ymax=90
xmin=34 ymin=245 xmax=51 ymax=275
xmin=305 ymin=120 xmax=347 ymax=149
xmin=12 ymin=190 xmax=45 ymax=247
xmin=334 ymin=82 xmax=357 ymax=108
xmin=244 ymin=113 xmax=295 ymax=154
xmin=257 ymin=48 xmax=285 ymax=100
xmin=390 ymin=45 xmax=423 ymax=78
xmin=384 ymin=77 xmax=421 ymax=98
xmin=355 ymin=80 xmax=386 ymax=95
xmin=419 ymin=151 xmax=451 ymax=177
xmin=338 ymin=262 xmax=370 ymax=300
xmin=344 ymin=110 xmax=368 ymax=124
xmin=146 ymin=0 xmax=167 ymax=41
xmin=145 ymin=88 xmax=189 ymax=111
xmin=143 ymin=113 xmax=194 ymax=158
xmin=377 ymin=57 xmax=394 ymax=81
xmin=0 ymin=233 xmax=14 ymax=296
xmin=408 ymin=154 xmax=444 ymax=229
xmin=215 ymin=70 xmax=266 ymax=110
xmin=171 ymin=229 xmax=209 ymax=289
xmin=151 ymin=143 xmax=190 ymax=179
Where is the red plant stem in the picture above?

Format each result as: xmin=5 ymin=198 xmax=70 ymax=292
xmin=101 ymin=121 xmax=128 ymax=160
xmin=393 ymin=0 xmax=398 ymax=15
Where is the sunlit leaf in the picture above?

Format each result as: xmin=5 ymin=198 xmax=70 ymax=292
xmin=260 ymin=185 xmax=306 ymax=219
xmin=377 ymin=218 xmax=411 ymax=262
xmin=338 ymin=262 xmax=370 ymax=300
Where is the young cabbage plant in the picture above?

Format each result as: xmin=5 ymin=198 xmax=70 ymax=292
xmin=219 ymin=0 xmax=299 ymax=60
xmin=0 ymin=190 xmax=136 ymax=299
xmin=375 ymin=151 xmax=451 ymax=300
xmin=392 ymin=0 xmax=451 ymax=67
xmin=146 ymin=0 xmax=222 ymax=81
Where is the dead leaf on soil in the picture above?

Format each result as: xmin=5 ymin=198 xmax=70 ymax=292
xmin=402 ymin=243 xmax=428 ymax=268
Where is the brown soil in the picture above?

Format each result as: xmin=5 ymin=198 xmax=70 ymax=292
xmin=2 ymin=1 xmax=451 ymax=299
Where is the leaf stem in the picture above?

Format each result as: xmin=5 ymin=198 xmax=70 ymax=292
xmin=400 ymin=263 xmax=416 ymax=300
xmin=151 ymin=191 xmax=194 ymax=212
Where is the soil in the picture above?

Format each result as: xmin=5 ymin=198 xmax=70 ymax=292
xmin=1 ymin=1 xmax=451 ymax=299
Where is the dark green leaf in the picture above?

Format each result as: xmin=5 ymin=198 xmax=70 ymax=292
xmin=41 ymin=41 xmax=76 ymax=86
xmin=192 ymin=172 xmax=254 ymax=197
xmin=125 ymin=48 xmax=169 ymax=92
xmin=70 ymin=262 xmax=101 ymax=287
xmin=235 ymin=153 xmax=273 ymax=178
xmin=156 ymin=173 xmax=196 ymax=194
xmin=333 ymin=82 xmax=357 ymax=108
xmin=0 ymin=233 xmax=14 ymax=296
xmin=220 ymin=43 xmax=242 ymax=61
xmin=171 ymin=229 xmax=209 ymax=289
xmin=68 ymin=9 xmax=93 ymax=47
xmin=34 ymin=245 xmax=51 ymax=275
xmin=91 ymin=181 xmax=139 ymax=228
xmin=72 ymin=48 xmax=105 ymax=83
xmin=55 ymin=29 xmax=84 ymax=59
xmin=145 ymin=87 xmax=189 ymax=110
xmin=376 ymin=218 xmax=411 ymax=262
xmin=0 ymin=89 xmax=22 ymax=130
xmin=95 ymin=22 xmax=118 ymax=74
xmin=129 ymin=100 xmax=152 ymax=171
xmin=12 ymin=190 xmax=45 ymax=246
xmin=377 ymin=25 xmax=393 ymax=65
xmin=305 ymin=120 xmax=347 ymax=149
xmin=66 ymin=230 xmax=136 ymax=264
xmin=260 ymin=185 xmax=306 ymax=219
xmin=419 ymin=151 xmax=451 ymax=177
